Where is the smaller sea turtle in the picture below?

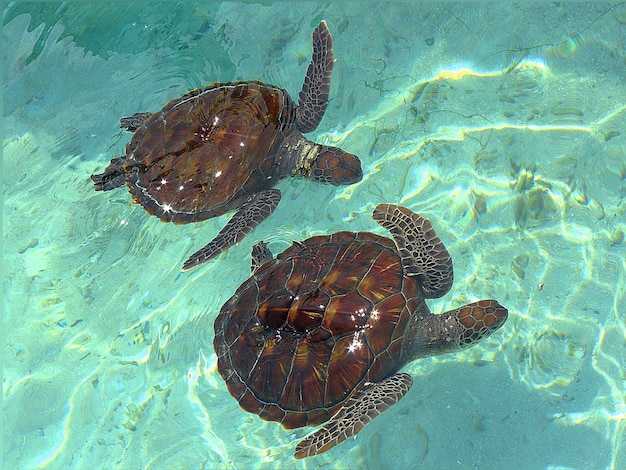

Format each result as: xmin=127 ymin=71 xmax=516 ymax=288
xmin=214 ymin=204 xmax=508 ymax=458
xmin=91 ymin=21 xmax=361 ymax=270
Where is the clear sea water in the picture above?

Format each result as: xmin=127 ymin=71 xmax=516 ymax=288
xmin=3 ymin=2 xmax=625 ymax=469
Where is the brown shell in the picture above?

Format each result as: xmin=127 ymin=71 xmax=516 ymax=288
xmin=213 ymin=231 xmax=422 ymax=429
xmin=124 ymin=81 xmax=295 ymax=223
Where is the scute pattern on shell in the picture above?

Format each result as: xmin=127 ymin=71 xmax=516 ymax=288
xmin=213 ymin=231 xmax=421 ymax=429
xmin=125 ymin=81 xmax=295 ymax=223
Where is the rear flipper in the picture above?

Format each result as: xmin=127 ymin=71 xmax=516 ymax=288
xmin=91 ymin=157 xmax=129 ymax=191
xmin=251 ymin=241 xmax=274 ymax=274
xmin=120 ymin=112 xmax=151 ymax=132
xmin=373 ymin=204 xmax=453 ymax=298
xmin=294 ymin=373 xmax=413 ymax=459
xmin=182 ymin=189 xmax=281 ymax=270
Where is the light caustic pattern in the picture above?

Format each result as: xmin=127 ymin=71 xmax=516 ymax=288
xmin=317 ymin=52 xmax=625 ymax=467
xmin=3 ymin=10 xmax=626 ymax=469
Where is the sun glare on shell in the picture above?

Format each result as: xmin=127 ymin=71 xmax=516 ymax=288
xmin=348 ymin=331 xmax=364 ymax=353
xmin=348 ymin=338 xmax=363 ymax=353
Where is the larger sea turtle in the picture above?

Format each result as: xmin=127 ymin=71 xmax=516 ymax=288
xmin=214 ymin=203 xmax=508 ymax=458
xmin=91 ymin=21 xmax=362 ymax=270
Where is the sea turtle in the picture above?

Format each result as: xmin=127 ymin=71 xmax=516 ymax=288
xmin=214 ymin=203 xmax=508 ymax=458
xmin=91 ymin=21 xmax=362 ymax=270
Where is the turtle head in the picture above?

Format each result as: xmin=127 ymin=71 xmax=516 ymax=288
xmin=309 ymin=145 xmax=362 ymax=185
xmin=410 ymin=299 xmax=508 ymax=359
xmin=454 ymin=300 xmax=508 ymax=348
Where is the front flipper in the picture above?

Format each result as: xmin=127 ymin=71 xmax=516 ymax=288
xmin=373 ymin=204 xmax=453 ymax=299
xmin=120 ymin=112 xmax=151 ymax=132
xmin=182 ymin=189 xmax=281 ymax=271
xmin=294 ymin=373 xmax=413 ymax=459
xmin=296 ymin=20 xmax=334 ymax=133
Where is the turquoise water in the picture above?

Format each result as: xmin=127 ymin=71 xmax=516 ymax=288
xmin=3 ymin=2 xmax=625 ymax=468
